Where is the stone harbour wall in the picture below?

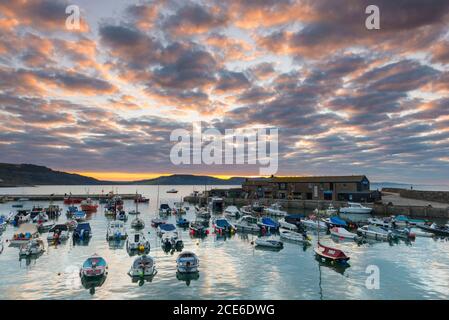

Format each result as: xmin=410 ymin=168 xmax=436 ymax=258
xmin=383 ymin=188 xmax=449 ymax=204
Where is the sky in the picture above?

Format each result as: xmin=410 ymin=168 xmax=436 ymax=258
xmin=0 ymin=0 xmax=448 ymax=184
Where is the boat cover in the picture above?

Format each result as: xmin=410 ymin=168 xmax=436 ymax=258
xmin=330 ymin=216 xmax=347 ymax=226
xmin=159 ymin=224 xmax=176 ymax=231
xmin=215 ymin=219 xmax=232 ymax=228
xmin=261 ymin=217 xmax=279 ymax=227
xmin=76 ymin=223 xmax=91 ymax=232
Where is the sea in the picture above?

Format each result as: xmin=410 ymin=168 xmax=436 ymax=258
xmin=0 ymin=185 xmax=448 ymax=300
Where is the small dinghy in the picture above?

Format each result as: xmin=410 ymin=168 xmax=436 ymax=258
xmin=280 ymin=229 xmax=311 ymax=245
xmin=224 ymin=206 xmax=241 ymax=218
xmin=74 ymin=211 xmax=87 ymax=222
xmin=73 ymin=222 xmax=92 ymax=242
xmin=314 ymin=242 xmax=350 ymax=264
xmin=157 ymin=223 xmax=178 ymax=238
xmin=357 ymin=225 xmax=394 ymax=241
xmin=176 ymin=218 xmax=190 ymax=228
xmin=330 ymin=227 xmax=356 ymax=240
xmin=234 ymin=215 xmax=260 ymax=233
xmin=128 ymin=255 xmax=157 ymax=278
xmin=106 ymin=221 xmax=127 ymax=241
xmin=127 ymin=232 xmax=151 ymax=253
xmin=367 ymin=217 xmax=390 ymax=228
xmin=417 ymin=223 xmax=449 ymax=237
xmin=37 ymin=221 xmax=55 ymax=233
xmin=161 ymin=233 xmax=183 ymax=251
xmin=151 ymin=218 xmax=166 ymax=228
xmin=213 ymin=218 xmax=236 ymax=234
xmin=176 ymin=251 xmax=199 ymax=273
xmin=131 ymin=217 xmax=145 ymax=229
xmin=255 ymin=236 xmax=284 ymax=249
xmin=189 ymin=221 xmax=209 ymax=237
xmin=159 ymin=203 xmax=172 ymax=215
xmin=19 ymin=239 xmax=45 ymax=257
xmin=116 ymin=211 xmax=128 ymax=222
xmin=47 ymin=224 xmax=70 ymax=242
xmin=10 ymin=223 xmax=38 ymax=246
xmin=80 ymin=254 xmax=108 ymax=279
xmin=258 ymin=217 xmax=280 ymax=231
xmin=263 ymin=203 xmax=287 ymax=217
xmin=301 ymin=218 xmax=328 ymax=230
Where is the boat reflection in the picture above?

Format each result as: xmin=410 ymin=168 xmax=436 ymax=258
xmin=81 ymin=275 xmax=107 ymax=295
xmin=314 ymin=255 xmax=350 ymax=275
xmin=130 ymin=274 xmax=157 ymax=286
xmin=108 ymin=239 xmax=126 ymax=249
xmin=176 ymin=271 xmax=199 ymax=286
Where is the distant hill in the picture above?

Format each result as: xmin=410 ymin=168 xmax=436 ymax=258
xmin=0 ymin=163 xmax=246 ymax=187
xmin=132 ymin=174 xmax=246 ymax=185
xmin=0 ymin=163 xmax=105 ymax=187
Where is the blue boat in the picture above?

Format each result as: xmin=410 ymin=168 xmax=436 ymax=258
xmin=66 ymin=206 xmax=78 ymax=216
xmin=74 ymin=211 xmax=87 ymax=221
xmin=326 ymin=216 xmax=347 ymax=227
xmin=285 ymin=214 xmax=305 ymax=225
xmin=258 ymin=217 xmax=280 ymax=231
xmin=176 ymin=218 xmax=190 ymax=228
xmin=73 ymin=222 xmax=92 ymax=241
xmin=213 ymin=218 xmax=235 ymax=233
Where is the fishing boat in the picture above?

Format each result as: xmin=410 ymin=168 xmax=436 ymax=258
xmin=151 ymin=218 xmax=166 ymax=228
xmin=263 ymin=203 xmax=287 ymax=217
xmin=157 ymin=223 xmax=178 ymax=238
xmin=80 ymin=198 xmax=98 ymax=212
xmin=176 ymin=251 xmax=199 ymax=273
xmin=324 ymin=216 xmax=347 ymax=228
xmin=73 ymin=222 xmax=92 ymax=241
xmin=161 ymin=233 xmax=184 ymax=251
xmin=330 ymin=227 xmax=357 ymax=240
xmin=258 ymin=217 xmax=280 ymax=231
xmin=131 ymin=217 xmax=145 ymax=229
xmin=224 ymin=206 xmax=241 ymax=218
xmin=176 ymin=217 xmax=190 ymax=228
xmin=126 ymin=232 xmax=151 ymax=253
xmin=234 ymin=215 xmax=260 ymax=232
xmin=314 ymin=242 xmax=350 ymax=264
xmin=280 ymin=229 xmax=311 ymax=245
xmin=255 ymin=236 xmax=284 ymax=249
xmin=357 ymin=225 xmax=394 ymax=241
xmin=166 ymin=188 xmax=178 ymax=194
xmin=10 ymin=223 xmax=38 ymax=246
xmin=301 ymin=218 xmax=328 ymax=231
xmin=37 ymin=221 xmax=55 ymax=233
xmin=339 ymin=202 xmax=372 ymax=214
xmin=213 ymin=218 xmax=236 ymax=234
xmin=80 ymin=254 xmax=108 ymax=279
xmin=47 ymin=224 xmax=70 ymax=242
xmin=116 ymin=210 xmax=128 ymax=222
xmin=128 ymin=255 xmax=157 ymax=278
xmin=73 ymin=211 xmax=87 ymax=222
xmin=106 ymin=221 xmax=127 ymax=241
xmin=416 ymin=223 xmax=449 ymax=237
xmin=19 ymin=239 xmax=45 ymax=257
xmin=189 ymin=221 xmax=209 ymax=237
xmin=208 ymin=197 xmax=224 ymax=213
xmin=159 ymin=203 xmax=172 ymax=215
xmin=12 ymin=210 xmax=31 ymax=226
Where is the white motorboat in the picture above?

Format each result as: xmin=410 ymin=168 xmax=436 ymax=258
xmin=330 ymin=227 xmax=357 ymax=240
xmin=301 ymin=218 xmax=328 ymax=231
xmin=240 ymin=205 xmax=253 ymax=215
xmin=166 ymin=188 xmax=178 ymax=194
xmin=128 ymin=255 xmax=157 ymax=278
xmin=367 ymin=217 xmax=391 ymax=228
xmin=80 ymin=254 xmax=108 ymax=279
xmin=131 ymin=217 xmax=145 ymax=229
xmin=10 ymin=223 xmax=38 ymax=246
xmin=224 ymin=206 xmax=241 ymax=218
xmin=357 ymin=225 xmax=394 ymax=241
xmin=340 ymin=202 xmax=372 ymax=214
xmin=32 ymin=212 xmax=49 ymax=223
xmin=234 ymin=215 xmax=260 ymax=232
xmin=127 ymin=232 xmax=151 ymax=252
xmin=279 ymin=219 xmax=298 ymax=231
xmin=410 ymin=228 xmax=434 ymax=237
xmin=106 ymin=221 xmax=128 ymax=241
xmin=263 ymin=203 xmax=287 ymax=217
xmin=157 ymin=223 xmax=178 ymax=238
xmin=161 ymin=232 xmax=183 ymax=250
xmin=176 ymin=251 xmax=199 ymax=273
xmin=47 ymin=224 xmax=70 ymax=242
xmin=279 ymin=229 xmax=311 ymax=245
xmin=19 ymin=239 xmax=45 ymax=257
xmin=255 ymin=236 xmax=284 ymax=249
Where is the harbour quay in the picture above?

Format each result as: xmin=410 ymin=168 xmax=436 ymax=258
xmin=0 ymin=193 xmax=140 ymax=202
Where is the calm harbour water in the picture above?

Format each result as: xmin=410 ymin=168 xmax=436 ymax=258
xmin=0 ymin=185 xmax=448 ymax=300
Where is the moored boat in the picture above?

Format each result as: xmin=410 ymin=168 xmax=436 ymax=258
xmin=116 ymin=210 xmax=128 ymax=222
xmin=279 ymin=229 xmax=311 ymax=245
xmin=314 ymin=242 xmax=350 ymax=264
xmin=263 ymin=203 xmax=287 ymax=217
xmin=130 ymin=217 xmax=145 ymax=229
xmin=340 ymin=202 xmax=372 ymax=214
xmin=224 ymin=206 xmax=241 ymax=218
xmin=330 ymin=227 xmax=356 ymax=240
xmin=73 ymin=222 xmax=92 ymax=242
xmin=106 ymin=221 xmax=127 ymax=241
xmin=255 ymin=236 xmax=283 ymax=249
xmin=301 ymin=218 xmax=327 ymax=231
xmin=128 ymin=255 xmax=157 ymax=278
xmin=357 ymin=225 xmax=394 ymax=241
xmin=126 ymin=232 xmax=151 ymax=253
xmin=19 ymin=239 xmax=45 ymax=257
xmin=176 ymin=217 xmax=190 ymax=228
xmin=213 ymin=218 xmax=236 ymax=234
xmin=324 ymin=216 xmax=347 ymax=228
xmin=47 ymin=224 xmax=70 ymax=242
xmin=416 ymin=223 xmax=449 ymax=237
xmin=189 ymin=221 xmax=209 ymax=237
xmin=258 ymin=217 xmax=280 ymax=232
xmin=176 ymin=251 xmax=199 ymax=273
xmin=80 ymin=254 xmax=108 ymax=279
xmin=73 ymin=211 xmax=87 ymax=222
xmin=166 ymin=188 xmax=178 ymax=194
xmin=151 ymin=218 xmax=166 ymax=228
xmin=10 ymin=223 xmax=38 ymax=246
xmin=157 ymin=223 xmax=178 ymax=238
xmin=234 ymin=215 xmax=260 ymax=233
xmin=80 ymin=198 xmax=98 ymax=212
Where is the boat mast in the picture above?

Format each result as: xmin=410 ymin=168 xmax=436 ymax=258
xmin=135 ymin=190 xmax=139 ymax=214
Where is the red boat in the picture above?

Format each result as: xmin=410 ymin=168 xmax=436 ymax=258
xmin=314 ymin=242 xmax=350 ymax=264
xmin=63 ymin=197 xmax=83 ymax=205
xmin=80 ymin=198 xmax=98 ymax=212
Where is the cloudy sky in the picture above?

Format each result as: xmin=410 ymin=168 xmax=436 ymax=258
xmin=0 ymin=0 xmax=448 ymax=184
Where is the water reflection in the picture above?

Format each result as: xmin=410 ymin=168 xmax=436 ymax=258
xmin=81 ymin=275 xmax=107 ymax=295
xmin=176 ymin=271 xmax=200 ymax=286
